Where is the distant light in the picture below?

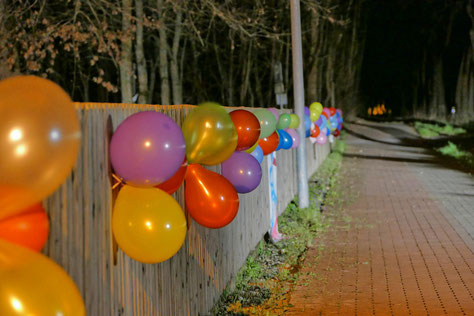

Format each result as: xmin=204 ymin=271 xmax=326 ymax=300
xmin=9 ymin=128 xmax=22 ymax=142
xmin=205 ymin=122 xmax=212 ymax=128
xmin=165 ymin=224 xmax=171 ymax=229
xmin=144 ymin=141 xmax=151 ymax=147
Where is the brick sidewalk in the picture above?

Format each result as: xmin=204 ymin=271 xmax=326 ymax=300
xmin=287 ymin=121 xmax=474 ymax=315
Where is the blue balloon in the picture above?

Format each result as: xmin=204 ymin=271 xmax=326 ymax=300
xmin=250 ymin=145 xmax=264 ymax=164
xmin=306 ymin=128 xmax=311 ymax=138
xmin=304 ymin=115 xmax=311 ymax=131
xmin=279 ymin=129 xmax=293 ymax=150
xmin=325 ymin=126 xmax=330 ymax=136
xmin=275 ymin=130 xmax=283 ymax=151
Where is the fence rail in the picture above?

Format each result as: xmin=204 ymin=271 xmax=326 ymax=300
xmin=43 ymin=103 xmax=330 ymax=316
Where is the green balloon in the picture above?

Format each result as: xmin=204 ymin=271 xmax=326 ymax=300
xmin=276 ymin=113 xmax=291 ymax=130
xmin=253 ymin=109 xmax=277 ymax=138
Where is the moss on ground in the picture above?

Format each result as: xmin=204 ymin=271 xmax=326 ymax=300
xmin=414 ymin=121 xmax=466 ymax=138
xmin=437 ymin=141 xmax=474 ymax=168
xmin=210 ymin=135 xmax=346 ymax=316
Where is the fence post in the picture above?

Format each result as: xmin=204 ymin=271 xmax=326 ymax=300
xmin=290 ymin=0 xmax=309 ymax=208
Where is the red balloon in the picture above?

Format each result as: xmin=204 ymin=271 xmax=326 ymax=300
xmin=311 ymin=125 xmax=320 ymax=138
xmin=0 ymin=203 xmax=49 ymax=252
xmin=329 ymin=107 xmax=336 ymax=116
xmin=230 ymin=110 xmax=261 ymax=151
xmin=321 ymin=112 xmax=329 ymax=119
xmin=334 ymin=130 xmax=340 ymax=137
xmin=185 ymin=164 xmax=239 ymax=228
xmin=258 ymin=131 xmax=279 ymax=155
xmin=156 ymin=159 xmax=187 ymax=194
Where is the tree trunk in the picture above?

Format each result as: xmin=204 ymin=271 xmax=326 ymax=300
xmin=307 ymin=7 xmax=319 ymax=102
xmin=135 ymin=0 xmax=148 ymax=104
xmin=157 ymin=0 xmax=170 ymax=105
xmin=170 ymin=5 xmax=183 ymax=105
xmin=120 ymin=0 xmax=134 ymax=103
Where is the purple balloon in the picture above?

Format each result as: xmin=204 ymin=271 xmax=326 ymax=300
xmin=267 ymin=108 xmax=279 ymax=122
xmin=286 ymin=129 xmax=300 ymax=148
xmin=221 ymin=151 xmax=262 ymax=193
xmin=304 ymin=106 xmax=310 ymax=116
xmin=110 ymin=111 xmax=185 ymax=186
xmin=315 ymin=117 xmax=324 ymax=128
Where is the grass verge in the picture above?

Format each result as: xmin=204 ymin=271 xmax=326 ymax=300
xmin=414 ymin=121 xmax=466 ymax=138
xmin=437 ymin=141 xmax=474 ymax=168
xmin=210 ymin=136 xmax=346 ymax=315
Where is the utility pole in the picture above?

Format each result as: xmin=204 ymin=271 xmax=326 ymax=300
xmin=290 ymin=0 xmax=309 ymax=208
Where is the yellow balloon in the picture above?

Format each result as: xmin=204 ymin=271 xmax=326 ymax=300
xmin=112 ymin=185 xmax=187 ymax=263
xmin=309 ymin=102 xmax=323 ymax=121
xmin=0 ymin=76 xmax=81 ymax=220
xmin=182 ymin=102 xmax=237 ymax=165
xmin=244 ymin=141 xmax=258 ymax=154
xmin=0 ymin=239 xmax=85 ymax=316
xmin=288 ymin=114 xmax=300 ymax=129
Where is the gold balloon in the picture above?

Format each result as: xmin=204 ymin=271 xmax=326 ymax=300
xmin=0 ymin=76 xmax=81 ymax=220
xmin=182 ymin=102 xmax=237 ymax=165
xmin=0 ymin=239 xmax=85 ymax=316
xmin=309 ymin=102 xmax=323 ymax=121
xmin=112 ymin=185 xmax=187 ymax=263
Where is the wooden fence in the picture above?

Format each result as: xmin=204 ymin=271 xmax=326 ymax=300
xmin=43 ymin=103 xmax=330 ymax=316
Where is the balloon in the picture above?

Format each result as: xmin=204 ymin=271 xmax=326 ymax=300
xmin=249 ymin=145 xmax=264 ymax=164
xmin=221 ymin=152 xmax=262 ymax=193
xmin=229 ymin=110 xmax=261 ymax=151
xmin=156 ymin=159 xmax=187 ymax=194
xmin=334 ymin=130 xmax=341 ymax=137
xmin=185 ymin=164 xmax=239 ymax=228
xmin=112 ymin=185 xmax=187 ymax=263
xmin=315 ymin=117 xmax=324 ymax=128
xmin=329 ymin=107 xmax=336 ymax=116
xmin=325 ymin=126 xmax=330 ymax=136
xmin=267 ymin=108 xmax=279 ymax=121
xmin=275 ymin=130 xmax=283 ymax=151
xmin=244 ymin=141 xmax=258 ymax=154
xmin=253 ymin=109 xmax=277 ymax=138
xmin=304 ymin=115 xmax=311 ymax=136
xmin=322 ymin=108 xmax=331 ymax=117
xmin=311 ymin=125 xmax=320 ymax=138
xmin=0 ymin=76 xmax=81 ymax=220
xmin=0 ymin=239 xmax=85 ymax=315
xmin=310 ymin=136 xmax=317 ymax=144
xmin=258 ymin=131 xmax=279 ymax=155
xmin=330 ymin=118 xmax=338 ymax=130
xmin=0 ymin=203 xmax=49 ymax=252
xmin=110 ymin=111 xmax=185 ymax=187
xmin=278 ymin=129 xmax=293 ymax=150
xmin=304 ymin=106 xmax=310 ymax=116
xmin=182 ymin=102 xmax=237 ymax=165
xmin=309 ymin=102 xmax=323 ymax=121
xmin=276 ymin=113 xmax=291 ymax=130
xmin=288 ymin=114 xmax=300 ymax=129
xmin=286 ymin=129 xmax=300 ymax=149
xmin=316 ymin=133 xmax=327 ymax=145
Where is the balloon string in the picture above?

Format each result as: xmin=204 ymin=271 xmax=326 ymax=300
xmin=111 ymin=173 xmax=123 ymax=190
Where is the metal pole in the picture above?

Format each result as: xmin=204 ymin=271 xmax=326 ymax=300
xmin=290 ymin=0 xmax=309 ymax=208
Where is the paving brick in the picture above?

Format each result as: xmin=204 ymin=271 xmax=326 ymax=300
xmin=287 ymin=121 xmax=474 ymax=315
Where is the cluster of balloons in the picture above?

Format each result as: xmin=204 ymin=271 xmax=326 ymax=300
xmin=305 ymin=102 xmax=343 ymax=145
xmin=0 ymin=76 xmax=85 ymax=315
xmin=109 ymin=103 xmax=306 ymax=263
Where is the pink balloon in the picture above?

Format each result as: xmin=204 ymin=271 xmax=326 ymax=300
xmin=110 ymin=111 xmax=186 ymax=186
xmin=322 ymin=108 xmax=331 ymax=117
xmin=286 ymin=128 xmax=300 ymax=149
xmin=267 ymin=108 xmax=279 ymax=121
xmin=316 ymin=133 xmax=327 ymax=145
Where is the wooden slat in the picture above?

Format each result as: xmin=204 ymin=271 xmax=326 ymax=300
xmin=43 ymin=103 xmax=331 ymax=315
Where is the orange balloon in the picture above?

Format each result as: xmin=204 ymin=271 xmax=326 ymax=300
xmin=229 ymin=110 xmax=261 ymax=151
xmin=329 ymin=107 xmax=336 ymax=116
xmin=321 ymin=112 xmax=329 ymax=119
xmin=258 ymin=131 xmax=279 ymax=155
xmin=156 ymin=159 xmax=188 ymax=194
xmin=185 ymin=164 xmax=239 ymax=228
xmin=0 ymin=76 xmax=80 ymax=220
xmin=0 ymin=203 xmax=49 ymax=252
xmin=310 ymin=126 xmax=320 ymax=138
